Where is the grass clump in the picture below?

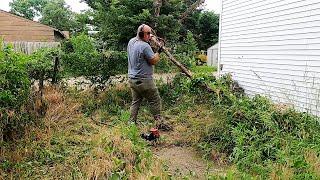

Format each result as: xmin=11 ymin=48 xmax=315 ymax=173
xmin=191 ymin=65 xmax=217 ymax=75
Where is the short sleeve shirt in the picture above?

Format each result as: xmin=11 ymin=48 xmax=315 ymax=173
xmin=127 ymin=37 xmax=155 ymax=79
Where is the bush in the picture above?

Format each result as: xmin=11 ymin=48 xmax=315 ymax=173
xmin=27 ymin=47 xmax=61 ymax=84
xmin=61 ymin=34 xmax=128 ymax=88
xmin=174 ymin=53 xmax=196 ymax=68
xmin=61 ymin=34 xmax=102 ymax=78
xmin=158 ymin=73 xmax=191 ymax=106
xmin=0 ymin=44 xmax=31 ymax=140
xmin=154 ymin=54 xmax=175 ymax=73
xmin=102 ymin=50 xmax=127 ymax=75
xmin=0 ymin=45 xmax=30 ymax=110
xmin=176 ymin=31 xmax=199 ymax=54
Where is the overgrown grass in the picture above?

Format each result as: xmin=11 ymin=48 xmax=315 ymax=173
xmin=2 ymin=72 xmax=320 ymax=179
xmin=0 ymin=86 xmax=169 ymax=179
xmin=159 ymin=73 xmax=320 ymax=179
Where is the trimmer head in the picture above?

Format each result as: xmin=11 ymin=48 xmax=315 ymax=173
xmin=141 ymin=128 xmax=160 ymax=141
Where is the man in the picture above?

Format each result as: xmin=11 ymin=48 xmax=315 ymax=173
xmin=127 ymin=24 xmax=171 ymax=131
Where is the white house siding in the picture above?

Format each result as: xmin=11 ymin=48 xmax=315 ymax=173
xmin=219 ymin=0 xmax=320 ymax=116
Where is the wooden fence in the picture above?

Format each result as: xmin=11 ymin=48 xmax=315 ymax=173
xmin=3 ymin=41 xmax=61 ymax=54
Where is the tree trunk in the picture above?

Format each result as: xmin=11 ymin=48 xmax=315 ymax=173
xmin=179 ymin=0 xmax=205 ymax=23
xmin=153 ymin=0 xmax=162 ymax=17
xmin=153 ymin=0 xmax=162 ymax=28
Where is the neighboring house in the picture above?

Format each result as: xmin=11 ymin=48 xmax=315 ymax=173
xmin=207 ymin=43 xmax=219 ymax=67
xmin=0 ymin=9 xmax=68 ymax=54
xmin=218 ymin=0 xmax=320 ymax=116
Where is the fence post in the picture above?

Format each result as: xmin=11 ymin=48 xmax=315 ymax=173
xmin=52 ymin=56 xmax=60 ymax=84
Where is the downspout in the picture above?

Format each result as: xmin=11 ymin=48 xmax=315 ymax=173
xmin=217 ymin=0 xmax=223 ymax=77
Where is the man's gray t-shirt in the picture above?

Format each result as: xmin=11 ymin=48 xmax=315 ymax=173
xmin=127 ymin=37 xmax=155 ymax=79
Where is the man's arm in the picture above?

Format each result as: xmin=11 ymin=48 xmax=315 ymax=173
xmin=149 ymin=53 xmax=160 ymax=65
xmin=143 ymin=44 xmax=160 ymax=65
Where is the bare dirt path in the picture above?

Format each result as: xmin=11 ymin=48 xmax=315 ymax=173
xmin=151 ymin=131 xmax=226 ymax=179
xmin=153 ymin=146 xmax=223 ymax=179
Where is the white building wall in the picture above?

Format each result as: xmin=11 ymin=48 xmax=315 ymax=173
xmin=219 ymin=0 xmax=320 ymax=116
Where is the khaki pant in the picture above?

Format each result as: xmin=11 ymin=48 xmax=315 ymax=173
xmin=129 ymin=78 xmax=161 ymax=122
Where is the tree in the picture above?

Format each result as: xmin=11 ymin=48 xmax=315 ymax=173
xmin=72 ymin=10 xmax=93 ymax=35
xmin=83 ymin=0 xmax=216 ymax=51
xmin=196 ymin=11 xmax=219 ymax=50
xmin=179 ymin=0 xmax=205 ymax=23
xmin=9 ymin=0 xmax=48 ymax=20
xmin=40 ymin=0 xmax=75 ymax=31
xmin=83 ymin=0 xmax=154 ymax=50
xmin=83 ymin=0 xmax=203 ymax=50
xmin=10 ymin=0 xmax=89 ymax=34
xmin=177 ymin=31 xmax=198 ymax=54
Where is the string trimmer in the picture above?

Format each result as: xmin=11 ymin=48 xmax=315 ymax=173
xmin=141 ymin=30 xmax=214 ymax=142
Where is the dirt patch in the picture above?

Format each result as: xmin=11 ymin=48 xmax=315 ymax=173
xmin=147 ymin=105 xmax=227 ymax=179
xmin=153 ymin=146 xmax=223 ymax=179
xmin=149 ymin=127 xmax=226 ymax=179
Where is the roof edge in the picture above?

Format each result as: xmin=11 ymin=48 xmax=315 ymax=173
xmin=0 ymin=9 xmax=67 ymax=39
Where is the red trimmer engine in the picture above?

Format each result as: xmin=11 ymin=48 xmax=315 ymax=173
xmin=141 ymin=128 xmax=160 ymax=141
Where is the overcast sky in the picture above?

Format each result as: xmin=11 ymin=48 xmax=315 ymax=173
xmin=0 ymin=0 xmax=220 ymax=13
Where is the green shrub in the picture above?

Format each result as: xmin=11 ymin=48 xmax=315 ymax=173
xmin=102 ymin=50 xmax=127 ymax=75
xmin=154 ymin=54 xmax=175 ymax=73
xmin=0 ymin=45 xmax=30 ymax=110
xmin=61 ymin=34 xmax=128 ymax=88
xmin=158 ymin=73 xmax=191 ymax=106
xmin=175 ymin=31 xmax=199 ymax=55
xmin=174 ymin=53 xmax=196 ymax=68
xmin=27 ymin=47 xmax=61 ymax=84
xmin=0 ymin=44 xmax=31 ymax=140
xmin=61 ymin=34 xmax=102 ymax=78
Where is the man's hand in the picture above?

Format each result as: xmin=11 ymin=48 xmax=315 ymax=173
xmin=158 ymin=46 xmax=164 ymax=53
xmin=150 ymin=35 xmax=165 ymax=54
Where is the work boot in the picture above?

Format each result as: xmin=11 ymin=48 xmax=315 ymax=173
xmin=154 ymin=115 xmax=173 ymax=131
